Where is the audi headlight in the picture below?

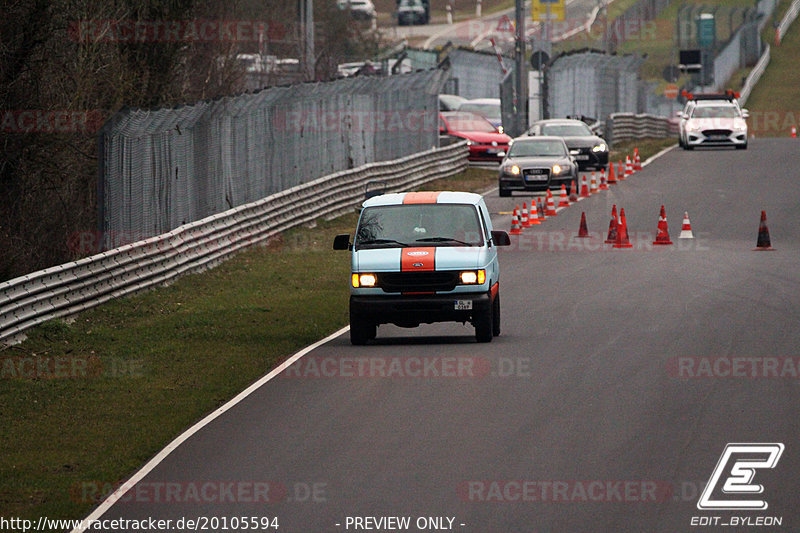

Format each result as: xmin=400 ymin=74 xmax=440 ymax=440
xmin=352 ymin=273 xmax=377 ymax=288
xmin=552 ymin=164 xmax=563 ymax=174
xmin=592 ymin=143 xmax=607 ymax=152
xmin=508 ymin=164 xmax=521 ymax=175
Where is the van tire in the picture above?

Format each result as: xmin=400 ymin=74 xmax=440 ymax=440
xmin=492 ymin=292 xmax=501 ymax=337
xmin=474 ymin=297 xmax=494 ymax=343
xmin=350 ymin=311 xmax=376 ymax=345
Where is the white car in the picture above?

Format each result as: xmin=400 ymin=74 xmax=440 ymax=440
xmin=678 ymin=94 xmax=748 ymax=150
xmin=337 ymin=0 xmax=376 ymax=20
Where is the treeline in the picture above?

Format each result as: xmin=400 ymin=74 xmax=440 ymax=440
xmin=0 ymin=0 xmax=378 ymax=282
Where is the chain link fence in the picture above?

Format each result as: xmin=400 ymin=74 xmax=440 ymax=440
xmin=98 ymin=69 xmax=448 ymax=244
xmin=445 ymin=48 xmax=508 ymax=99
xmin=606 ymin=0 xmax=671 ymax=52
xmin=548 ymin=51 xmax=644 ymax=121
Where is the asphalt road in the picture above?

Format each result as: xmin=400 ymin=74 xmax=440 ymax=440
xmin=82 ymin=139 xmax=800 ymax=532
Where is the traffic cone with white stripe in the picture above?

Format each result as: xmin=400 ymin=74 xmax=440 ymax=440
xmin=528 ymin=200 xmax=541 ymax=225
xmin=617 ymin=160 xmax=626 ymax=180
xmin=679 ymin=211 xmax=694 ymax=239
xmin=652 ymin=205 xmax=673 ymax=245
xmin=590 ymin=171 xmax=599 ymax=195
xmin=613 ymin=208 xmax=633 ymax=248
xmin=558 ymin=184 xmax=570 ymax=207
xmin=599 ymin=168 xmax=609 ymax=190
xmin=605 ymin=204 xmax=618 ymax=244
xmin=569 ymin=180 xmax=578 ymax=202
xmin=509 ymin=206 xmax=522 ymax=235
xmin=753 ymin=210 xmax=774 ymax=250
xmin=546 ymin=189 xmax=558 ymax=216
xmin=792 ymin=126 xmax=797 ymax=138
xmin=521 ymin=202 xmax=530 ymax=227
xmin=607 ymin=163 xmax=617 ymax=185
xmin=625 ymin=156 xmax=633 ymax=178
xmin=579 ymin=174 xmax=590 ymax=198
xmin=634 ymin=148 xmax=642 ymax=171
xmin=576 ymin=211 xmax=590 ymax=238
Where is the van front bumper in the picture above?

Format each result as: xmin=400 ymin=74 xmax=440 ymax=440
xmin=350 ymin=292 xmax=491 ymax=327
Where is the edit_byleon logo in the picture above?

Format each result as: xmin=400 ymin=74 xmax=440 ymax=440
xmin=697 ymin=443 xmax=784 ymax=511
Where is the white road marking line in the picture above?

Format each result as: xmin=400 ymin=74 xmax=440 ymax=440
xmin=70 ymin=325 xmax=350 ymax=533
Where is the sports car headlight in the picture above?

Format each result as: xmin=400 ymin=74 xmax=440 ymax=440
xmin=465 ymin=139 xmax=475 ymax=146
xmin=497 ymin=126 xmax=504 ymax=134
xmin=459 ymin=270 xmax=485 ymax=285
xmin=352 ymin=273 xmax=377 ymax=288
xmin=508 ymin=164 xmax=520 ymax=175
xmin=592 ymin=143 xmax=607 ymax=152
xmin=552 ymin=164 xmax=563 ymax=174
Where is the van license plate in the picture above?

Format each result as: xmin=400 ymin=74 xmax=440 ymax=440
xmin=455 ymin=300 xmax=473 ymax=310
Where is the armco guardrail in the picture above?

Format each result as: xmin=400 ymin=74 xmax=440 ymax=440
xmin=739 ymin=44 xmax=771 ymax=106
xmin=777 ymin=0 xmax=800 ymax=42
xmin=606 ymin=113 xmax=678 ymax=146
xmin=0 ymin=143 xmax=468 ymax=345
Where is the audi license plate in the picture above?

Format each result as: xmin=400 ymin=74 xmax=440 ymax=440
xmin=575 ymin=155 xmax=589 ymax=160
xmin=454 ymin=300 xmax=473 ymax=310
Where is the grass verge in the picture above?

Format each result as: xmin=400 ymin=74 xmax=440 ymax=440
xmin=610 ymin=137 xmax=677 ymax=163
xmin=0 ymin=166 xmax=496 ymax=523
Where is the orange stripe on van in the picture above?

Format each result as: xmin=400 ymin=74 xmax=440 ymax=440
xmin=401 ymin=247 xmax=436 ymax=271
xmin=403 ymin=191 xmax=442 ymax=204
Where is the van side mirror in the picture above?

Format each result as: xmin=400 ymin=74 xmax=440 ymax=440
xmin=333 ymin=234 xmax=351 ymax=250
xmin=491 ymin=230 xmax=511 ymax=247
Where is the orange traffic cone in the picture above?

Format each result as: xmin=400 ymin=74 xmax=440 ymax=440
xmin=652 ymin=205 xmax=673 ymax=245
xmin=607 ymin=163 xmax=617 ymax=185
xmin=753 ymin=210 xmax=774 ymax=250
xmin=528 ymin=200 xmax=541 ymax=225
xmin=521 ymin=202 xmax=530 ymax=227
xmin=617 ymin=160 xmax=626 ymax=180
xmin=792 ymin=126 xmax=797 ymax=138
xmin=679 ymin=211 xmax=694 ymax=239
xmin=605 ymin=204 xmax=618 ymax=243
xmin=634 ymin=148 xmax=642 ymax=171
xmin=590 ymin=172 xmax=599 ymax=195
xmin=509 ymin=207 xmax=522 ymax=235
xmin=576 ymin=211 xmax=590 ymax=238
xmin=545 ymin=189 xmax=558 ymax=216
xmin=558 ymin=184 xmax=570 ymax=207
xmin=569 ymin=180 xmax=578 ymax=202
xmin=625 ymin=156 xmax=633 ymax=178
xmin=599 ymin=168 xmax=609 ymax=190
xmin=613 ymin=208 xmax=633 ymax=248
xmin=537 ymin=198 xmax=546 ymax=220
xmin=579 ymin=174 xmax=590 ymax=198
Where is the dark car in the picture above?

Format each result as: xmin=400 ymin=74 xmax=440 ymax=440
xmin=498 ymin=136 xmax=578 ymax=197
xmin=525 ymin=119 xmax=608 ymax=171
xmin=439 ymin=112 xmax=511 ymax=162
xmin=397 ymin=0 xmax=429 ymax=25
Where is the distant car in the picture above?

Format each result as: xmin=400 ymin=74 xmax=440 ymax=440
xmin=439 ymin=112 xmax=511 ymax=162
xmin=498 ymin=137 xmax=578 ymax=197
xmin=439 ymin=94 xmax=467 ymax=112
xmin=458 ymin=98 xmax=504 ymax=133
xmin=397 ymin=0 xmax=428 ymax=25
xmin=678 ymin=93 xmax=748 ymax=150
xmin=337 ymin=0 xmax=376 ymax=20
xmin=525 ymin=119 xmax=608 ymax=170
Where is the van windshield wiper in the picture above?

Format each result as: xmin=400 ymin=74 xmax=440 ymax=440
xmin=415 ymin=237 xmax=474 ymax=246
xmin=358 ymin=238 xmax=411 ymax=247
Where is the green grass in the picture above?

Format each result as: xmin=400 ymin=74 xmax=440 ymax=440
xmin=610 ymin=137 xmax=677 ymax=162
xmin=744 ymin=4 xmax=800 ymax=137
xmin=0 ymin=166 xmax=497 ymax=522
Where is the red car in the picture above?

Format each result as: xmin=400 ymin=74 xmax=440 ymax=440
xmin=439 ymin=111 xmax=511 ymax=162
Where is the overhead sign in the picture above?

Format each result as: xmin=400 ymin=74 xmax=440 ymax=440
xmin=532 ymin=0 xmax=565 ymax=22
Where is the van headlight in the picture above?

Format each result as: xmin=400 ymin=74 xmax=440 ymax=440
xmin=459 ymin=270 xmax=486 ymax=284
xmin=352 ymin=273 xmax=377 ymax=288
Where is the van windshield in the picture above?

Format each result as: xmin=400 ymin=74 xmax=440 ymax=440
xmin=356 ymin=204 xmax=484 ymax=249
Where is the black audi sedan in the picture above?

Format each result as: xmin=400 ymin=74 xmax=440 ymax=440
xmin=525 ymin=118 xmax=609 ymax=171
xmin=498 ymin=136 xmax=578 ymax=197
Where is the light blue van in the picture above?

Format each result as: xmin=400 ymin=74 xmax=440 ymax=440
xmin=333 ymin=191 xmax=511 ymax=344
